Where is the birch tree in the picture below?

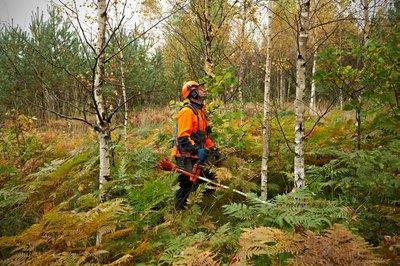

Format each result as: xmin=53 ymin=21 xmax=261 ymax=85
xmin=92 ymin=0 xmax=109 ymax=201
xmin=261 ymin=0 xmax=273 ymax=200
xmin=112 ymin=2 xmax=129 ymax=147
xmin=309 ymin=51 xmax=317 ymax=112
xmin=356 ymin=0 xmax=371 ymax=150
xmin=272 ymin=0 xmax=351 ymax=188
xmin=162 ymin=0 xmax=237 ymax=81
xmin=194 ymin=0 xmax=236 ymax=78
xmin=91 ymin=0 xmax=108 ymax=247
xmin=238 ymin=0 xmax=249 ymax=126
xmin=203 ymin=0 xmax=215 ymax=77
xmin=293 ymin=0 xmax=310 ymax=188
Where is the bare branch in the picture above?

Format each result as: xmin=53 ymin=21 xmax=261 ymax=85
xmin=107 ymin=88 xmax=164 ymax=120
xmin=22 ymin=95 xmax=95 ymax=129
xmin=57 ymin=0 xmax=96 ymax=54
xmin=273 ymin=107 xmax=295 ymax=153
xmin=303 ymin=97 xmax=338 ymax=139
xmin=105 ymin=1 xmax=191 ymax=64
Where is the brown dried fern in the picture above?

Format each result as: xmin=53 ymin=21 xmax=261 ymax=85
xmin=233 ymin=225 xmax=385 ymax=266
xmin=106 ymin=254 xmax=135 ymax=266
xmin=174 ymin=245 xmax=218 ymax=266
xmin=234 ymin=227 xmax=303 ymax=264
xmin=0 ymin=251 xmax=30 ymax=266
xmin=292 ymin=224 xmax=386 ymax=266
xmin=0 ymin=199 xmax=130 ymax=265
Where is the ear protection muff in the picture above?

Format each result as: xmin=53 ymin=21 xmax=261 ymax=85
xmin=190 ymin=89 xmax=199 ymax=99
xmin=187 ymin=85 xmax=199 ymax=99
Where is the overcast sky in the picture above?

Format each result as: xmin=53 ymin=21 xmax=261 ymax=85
xmin=0 ymin=0 xmax=159 ymax=33
xmin=0 ymin=0 xmax=53 ymax=29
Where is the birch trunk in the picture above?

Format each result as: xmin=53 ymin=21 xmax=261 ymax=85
xmin=309 ymin=52 xmax=317 ymax=113
xmin=94 ymin=0 xmax=109 ymax=246
xmin=340 ymin=90 xmax=343 ymax=111
xmin=261 ymin=0 xmax=273 ymax=200
xmin=204 ymin=0 xmax=214 ymax=78
xmin=95 ymin=0 xmax=109 ymax=197
xmin=114 ymin=4 xmax=129 ymax=147
xmin=238 ymin=0 xmax=248 ymax=126
xmin=338 ymin=2 xmax=345 ymax=111
xmin=120 ymin=51 xmax=128 ymax=147
xmin=355 ymin=0 xmax=371 ymax=150
xmin=294 ymin=0 xmax=310 ymax=189
xmin=279 ymin=68 xmax=285 ymax=106
xmin=279 ymin=19 xmax=285 ymax=106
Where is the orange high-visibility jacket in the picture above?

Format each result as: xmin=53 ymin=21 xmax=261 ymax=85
xmin=171 ymin=103 xmax=214 ymax=158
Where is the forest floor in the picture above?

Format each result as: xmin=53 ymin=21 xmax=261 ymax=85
xmin=0 ymin=104 xmax=399 ymax=265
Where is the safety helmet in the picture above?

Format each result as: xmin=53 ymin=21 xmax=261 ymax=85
xmin=182 ymin=81 xmax=202 ymax=99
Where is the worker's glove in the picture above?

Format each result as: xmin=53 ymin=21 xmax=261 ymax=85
xmin=210 ymin=146 xmax=220 ymax=160
xmin=210 ymin=146 xmax=220 ymax=165
xmin=197 ymin=148 xmax=208 ymax=162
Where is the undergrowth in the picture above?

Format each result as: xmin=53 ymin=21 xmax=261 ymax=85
xmin=1 ymin=106 xmax=398 ymax=265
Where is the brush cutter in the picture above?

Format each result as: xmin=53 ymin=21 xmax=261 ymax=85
xmin=159 ymin=159 xmax=269 ymax=205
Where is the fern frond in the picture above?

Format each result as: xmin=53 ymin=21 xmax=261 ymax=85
xmin=24 ymin=251 xmax=57 ymax=265
xmin=235 ymin=227 xmax=302 ymax=264
xmin=76 ymin=250 xmax=103 ymax=265
xmin=292 ymin=224 xmax=387 ymax=266
xmin=209 ymin=222 xmax=236 ymax=250
xmin=224 ymin=189 xmax=348 ymax=230
xmin=103 ymin=227 xmax=134 ymax=242
xmin=159 ymin=232 xmax=207 ymax=265
xmin=106 ymin=254 xmax=134 ymax=266
xmin=174 ymin=245 xmax=218 ymax=266
xmin=223 ymin=203 xmax=254 ymax=221
xmin=233 ymin=224 xmax=385 ymax=265
xmin=98 ymin=225 xmax=117 ymax=236
xmin=0 ymin=251 xmax=30 ymax=266
xmin=0 ymin=199 xmax=130 ymax=265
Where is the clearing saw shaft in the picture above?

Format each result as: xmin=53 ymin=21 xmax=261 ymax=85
xmin=159 ymin=159 xmax=269 ymax=205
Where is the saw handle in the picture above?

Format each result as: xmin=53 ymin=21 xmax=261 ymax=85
xmin=190 ymin=163 xmax=203 ymax=182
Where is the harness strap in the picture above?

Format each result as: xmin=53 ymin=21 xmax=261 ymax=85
xmin=172 ymin=103 xmax=205 ymax=150
xmin=184 ymin=104 xmax=200 ymax=129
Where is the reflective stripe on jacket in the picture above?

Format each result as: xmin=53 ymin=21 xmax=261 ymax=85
xmin=171 ymin=103 xmax=214 ymax=158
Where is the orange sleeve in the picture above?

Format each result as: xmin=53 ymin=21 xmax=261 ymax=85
xmin=205 ymin=134 xmax=215 ymax=148
xmin=177 ymin=108 xmax=195 ymax=145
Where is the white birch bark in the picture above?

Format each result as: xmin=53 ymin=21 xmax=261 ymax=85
xmin=279 ymin=19 xmax=285 ymax=106
xmin=362 ymin=0 xmax=370 ymax=44
xmin=238 ymin=0 xmax=248 ymax=126
xmin=94 ymin=0 xmax=110 ymax=200
xmin=338 ymin=2 xmax=345 ymax=111
xmin=294 ymin=0 xmax=310 ymax=189
xmin=95 ymin=0 xmax=109 ymax=246
xmin=261 ymin=0 xmax=273 ymax=200
xmin=340 ymin=90 xmax=343 ymax=110
xmin=204 ymin=0 xmax=214 ymax=78
xmin=356 ymin=0 xmax=370 ymax=150
xmin=114 ymin=3 xmax=129 ymax=148
xmin=309 ymin=52 xmax=317 ymax=113
xmin=279 ymin=68 xmax=285 ymax=106
xmin=120 ymin=51 xmax=128 ymax=147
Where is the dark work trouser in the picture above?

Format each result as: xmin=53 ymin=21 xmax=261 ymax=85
xmin=175 ymin=156 xmax=215 ymax=210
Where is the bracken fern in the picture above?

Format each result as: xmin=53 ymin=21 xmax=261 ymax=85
xmin=223 ymin=189 xmax=348 ymax=231
xmin=232 ymin=224 xmax=385 ymax=265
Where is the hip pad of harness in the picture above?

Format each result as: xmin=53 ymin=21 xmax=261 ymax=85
xmin=190 ymin=130 xmax=206 ymax=147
